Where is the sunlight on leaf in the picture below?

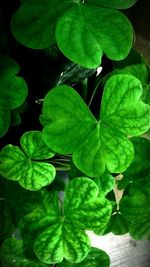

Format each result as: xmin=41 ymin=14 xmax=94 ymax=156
xmin=19 ymin=178 xmax=112 ymax=264
xmin=0 ymin=131 xmax=55 ymax=191
xmin=41 ymin=75 xmax=150 ymax=176
xmin=56 ymin=5 xmax=133 ymax=68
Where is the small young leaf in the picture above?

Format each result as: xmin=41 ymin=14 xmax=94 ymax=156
xmin=118 ymin=137 xmax=150 ymax=189
xmin=94 ymin=172 xmax=115 ymax=196
xmin=20 ymin=131 xmax=54 ymax=159
xmin=120 ymin=176 xmax=150 ymax=239
xmin=104 ymin=213 xmax=130 ymax=235
xmin=56 ymin=5 xmax=133 ymax=68
xmin=58 ymin=247 xmax=110 ymax=267
xmin=0 ymin=132 xmax=56 ymax=191
xmin=1 ymin=238 xmax=48 ymax=267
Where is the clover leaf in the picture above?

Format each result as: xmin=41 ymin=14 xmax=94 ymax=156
xmin=58 ymin=247 xmax=110 ymax=267
xmin=117 ymin=137 xmax=150 ymax=189
xmin=56 ymin=4 xmax=133 ymax=68
xmin=104 ymin=212 xmax=130 ymax=235
xmin=94 ymin=172 xmax=115 ymax=196
xmin=19 ymin=178 xmax=112 ymax=264
xmin=0 ymin=238 xmax=49 ymax=267
xmin=11 ymin=1 xmax=134 ymax=68
xmin=120 ymin=175 xmax=150 ymax=239
xmin=11 ymin=0 xmax=73 ymax=49
xmin=41 ymin=74 xmax=150 ymax=177
xmin=0 ymin=131 xmax=55 ymax=191
xmin=0 ymin=55 xmax=28 ymax=137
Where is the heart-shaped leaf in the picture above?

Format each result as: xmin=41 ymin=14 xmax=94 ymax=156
xmin=117 ymin=137 xmax=150 ymax=190
xmin=19 ymin=178 xmax=112 ymax=264
xmin=56 ymin=5 xmax=133 ymax=68
xmin=11 ymin=0 xmax=73 ymax=49
xmin=120 ymin=175 xmax=150 ymax=239
xmin=0 ymin=56 xmax=28 ymax=137
xmin=57 ymin=247 xmax=110 ymax=267
xmin=41 ymin=74 xmax=150 ymax=177
xmin=1 ymin=238 xmax=49 ymax=267
xmin=94 ymin=172 xmax=115 ymax=196
xmin=0 ymin=131 xmax=55 ymax=191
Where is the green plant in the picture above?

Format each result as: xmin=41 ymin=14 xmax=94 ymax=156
xmin=1 ymin=0 xmax=150 ymax=266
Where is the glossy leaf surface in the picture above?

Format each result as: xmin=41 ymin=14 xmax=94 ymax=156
xmin=58 ymin=247 xmax=110 ymax=267
xmin=0 ymin=131 xmax=55 ymax=191
xmin=42 ymin=75 xmax=150 ymax=177
xmin=19 ymin=178 xmax=112 ymax=264
xmin=56 ymin=5 xmax=133 ymax=68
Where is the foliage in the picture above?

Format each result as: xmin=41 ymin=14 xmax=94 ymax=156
xmin=0 ymin=0 xmax=150 ymax=266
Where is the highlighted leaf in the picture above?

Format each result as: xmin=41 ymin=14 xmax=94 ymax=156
xmin=11 ymin=0 xmax=73 ymax=49
xmin=42 ymin=75 xmax=150 ymax=176
xmin=19 ymin=178 xmax=112 ymax=264
xmin=120 ymin=176 xmax=150 ymax=239
xmin=20 ymin=131 xmax=54 ymax=159
xmin=0 ymin=131 xmax=55 ymax=191
xmin=58 ymin=247 xmax=110 ymax=267
xmin=94 ymin=171 xmax=115 ymax=196
xmin=56 ymin=5 xmax=133 ymax=68
xmin=1 ymin=238 xmax=48 ymax=267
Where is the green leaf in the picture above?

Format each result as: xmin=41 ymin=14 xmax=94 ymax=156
xmin=104 ymin=213 xmax=130 ymax=235
xmin=118 ymin=137 xmax=150 ymax=189
xmin=20 ymin=131 xmax=54 ymax=159
xmin=0 ymin=107 xmax=10 ymax=137
xmin=86 ymin=0 xmax=138 ymax=9
xmin=19 ymin=178 xmax=112 ymax=264
xmin=64 ymin=178 xmax=112 ymax=234
xmin=1 ymin=238 xmax=49 ymax=267
xmin=0 ymin=56 xmax=28 ymax=110
xmin=58 ymin=247 xmax=110 ymax=267
xmin=11 ymin=0 xmax=73 ymax=49
xmin=94 ymin=172 xmax=115 ymax=196
xmin=113 ymin=63 xmax=149 ymax=86
xmin=42 ymin=75 xmax=150 ymax=176
xmin=0 ymin=133 xmax=56 ymax=191
xmin=56 ymin=5 xmax=133 ymax=68
xmin=0 ymin=56 xmax=28 ymax=137
xmin=120 ymin=176 xmax=150 ymax=239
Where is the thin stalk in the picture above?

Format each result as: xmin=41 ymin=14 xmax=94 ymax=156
xmin=88 ymin=76 xmax=103 ymax=107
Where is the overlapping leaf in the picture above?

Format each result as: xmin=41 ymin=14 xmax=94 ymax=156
xmin=120 ymin=175 xmax=150 ymax=239
xmin=11 ymin=0 xmax=134 ymax=68
xmin=19 ymin=178 xmax=112 ymax=264
xmin=0 ymin=56 xmax=28 ymax=137
xmin=11 ymin=0 xmax=73 ymax=49
xmin=0 ymin=238 xmax=49 ymax=267
xmin=58 ymin=247 xmax=110 ymax=267
xmin=94 ymin=172 xmax=115 ymax=196
xmin=0 ymin=131 xmax=55 ymax=190
xmin=117 ymin=137 xmax=150 ymax=189
xmin=41 ymin=74 xmax=150 ymax=177
xmin=56 ymin=5 xmax=133 ymax=68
